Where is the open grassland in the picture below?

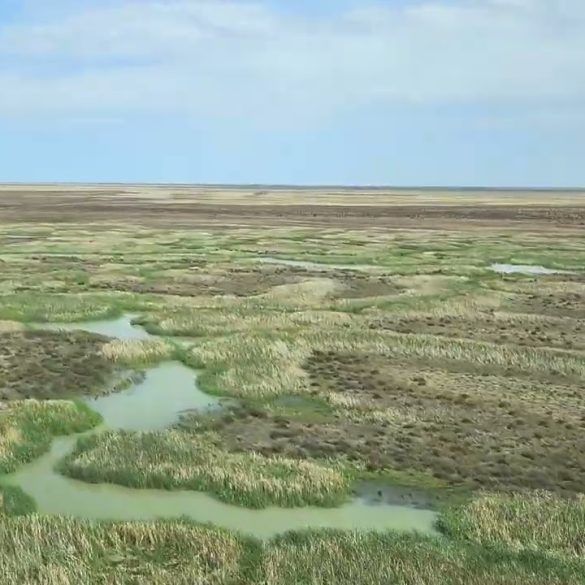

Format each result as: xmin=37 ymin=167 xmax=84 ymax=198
xmin=0 ymin=400 xmax=100 ymax=474
xmin=0 ymin=191 xmax=584 ymax=582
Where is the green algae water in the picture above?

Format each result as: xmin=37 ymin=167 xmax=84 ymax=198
xmin=35 ymin=313 xmax=150 ymax=340
xmin=1 ymin=315 xmax=438 ymax=538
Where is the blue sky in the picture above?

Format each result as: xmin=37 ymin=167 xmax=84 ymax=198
xmin=0 ymin=0 xmax=584 ymax=186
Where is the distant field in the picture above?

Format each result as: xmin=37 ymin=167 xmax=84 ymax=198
xmin=1 ymin=184 xmax=584 ymax=229
xmin=0 ymin=185 xmax=583 ymax=583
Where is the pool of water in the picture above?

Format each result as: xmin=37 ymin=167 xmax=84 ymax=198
xmin=36 ymin=313 xmax=151 ymax=340
xmin=1 ymin=315 xmax=438 ymax=537
xmin=490 ymin=263 xmax=575 ymax=275
xmin=86 ymin=361 xmax=218 ymax=430
xmin=256 ymin=256 xmax=382 ymax=272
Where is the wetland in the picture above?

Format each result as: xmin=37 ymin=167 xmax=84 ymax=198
xmin=0 ymin=185 xmax=584 ymax=583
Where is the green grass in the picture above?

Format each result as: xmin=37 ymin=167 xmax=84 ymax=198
xmin=439 ymin=492 xmax=585 ymax=562
xmin=0 ymin=400 xmax=101 ymax=474
xmin=0 ymin=486 xmax=36 ymax=516
xmin=261 ymin=530 xmax=585 ymax=585
xmin=0 ymin=517 xmax=583 ymax=585
xmin=0 ymin=515 xmax=248 ymax=585
xmin=1 ymin=223 xmax=584 ymax=582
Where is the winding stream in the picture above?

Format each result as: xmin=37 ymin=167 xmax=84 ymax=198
xmin=2 ymin=314 xmax=437 ymax=538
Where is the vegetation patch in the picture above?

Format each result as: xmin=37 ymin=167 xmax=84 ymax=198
xmin=100 ymin=338 xmax=174 ymax=366
xmin=0 ymin=516 xmax=246 ymax=585
xmin=300 ymin=351 xmax=585 ymax=492
xmin=261 ymin=530 xmax=585 ymax=585
xmin=0 ymin=399 xmax=101 ymax=474
xmin=440 ymin=491 xmax=585 ymax=562
xmin=59 ymin=429 xmax=350 ymax=508
xmin=0 ymin=486 xmax=36 ymax=516
xmin=0 ymin=330 xmax=117 ymax=400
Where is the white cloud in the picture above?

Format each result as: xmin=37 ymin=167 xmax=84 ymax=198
xmin=0 ymin=0 xmax=584 ymax=120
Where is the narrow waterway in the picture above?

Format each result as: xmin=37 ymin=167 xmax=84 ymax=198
xmin=255 ymin=256 xmax=383 ymax=272
xmin=490 ymin=263 xmax=575 ymax=275
xmin=2 ymin=314 xmax=438 ymax=538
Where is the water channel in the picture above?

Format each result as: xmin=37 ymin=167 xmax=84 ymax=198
xmin=490 ymin=263 xmax=575 ymax=275
xmin=2 ymin=314 xmax=438 ymax=538
xmin=255 ymin=256 xmax=383 ymax=272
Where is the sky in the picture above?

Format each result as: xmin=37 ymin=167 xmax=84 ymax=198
xmin=0 ymin=0 xmax=584 ymax=187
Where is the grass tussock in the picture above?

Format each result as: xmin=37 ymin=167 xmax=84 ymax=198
xmin=0 ymin=486 xmax=36 ymax=516
xmin=143 ymin=307 xmax=353 ymax=337
xmin=0 ymin=515 xmax=246 ymax=585
xmin=261 ymin=530 xmax=585 ymax=585
xmin=59 ymin=430 xmax=350 ymax=508
xmin=0 ymin=518 xmax=582 ymax=584
xmin=0 ymin=321 xmax=25 ymax=333
xmin=0 ymin=399 xmax=100 ymax=474
xmin=440 ymin=492 xmax=585 ymax=561
xmin=100 ymin=338 xmax=174 ymax=365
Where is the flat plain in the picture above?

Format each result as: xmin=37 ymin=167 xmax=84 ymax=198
xmin=0 ymin=184 xmax=584 ymax=584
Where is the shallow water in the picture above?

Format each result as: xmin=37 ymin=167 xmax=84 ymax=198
xmin=2 ymin=315 xmax=438 ymax=537
xmin=4 ymin=434 xmax=436 ymax=538
xmin=87 ymin=361 xmax=218 ymax=431
xmin=37 ymin=313 xmax=151 ymax=340
xmin=256 ymin=256 xmax=381 ymax=272
xmin=490 ymin=263 xmax=574 ymax=275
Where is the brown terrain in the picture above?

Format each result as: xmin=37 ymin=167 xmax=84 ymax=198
xmin=1 ymin=184 xmax=584 ymax=229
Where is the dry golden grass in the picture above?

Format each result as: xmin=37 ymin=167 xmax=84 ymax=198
xmin=0 ymin=515 xmax=245 ymax=585
xmin=191 ymin=322 xmax=585 ymax=401
xmin=440 ymin=492 xmax=585 ymax=561
xmin=60 ymin=430 xmax=349 ymax=508
xmin=100 ymin=338 xmax=174 ymax=364
xmin=0 ymin=321 xmax=24 ymax=333
xmin=257 ymin=278 xmax=341 ymax=306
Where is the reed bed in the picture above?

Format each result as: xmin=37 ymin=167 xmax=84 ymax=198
xmin=440 ymin=492 xmax=585 ymax=562
xmin=0 ymin=516 xmax=582 ymax=584
xmin=0 ymin=515 xmax=246 ymax=585
xmin=59 ymin=430 xmax=350 ymax=508
xmin=261 ymin=530 xmax=584 ymax=585
xmin=144 ymin=307 xmax=353 ymax=337
xmin=0 ymin=399 xmax=100 ymax=474
xmin=0 ymin=321 xmax=24 ymax=333
xmin=100 ymin=338 xmax=174 ymax=365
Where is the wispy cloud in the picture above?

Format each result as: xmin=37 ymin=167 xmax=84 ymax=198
xmin=0 ymin=0 xmax=584 ymax=122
